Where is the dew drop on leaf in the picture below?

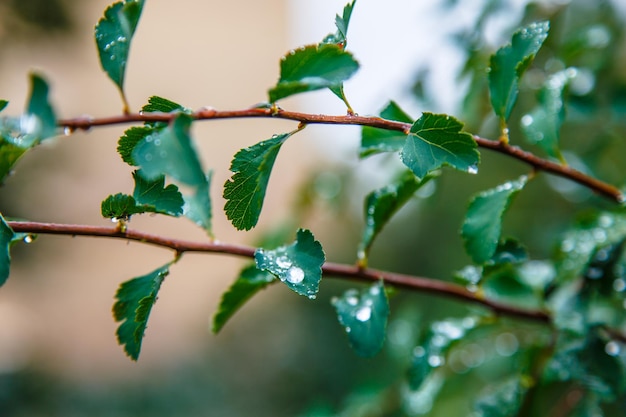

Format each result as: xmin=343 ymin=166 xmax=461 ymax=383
xmin=355 ymin=306 xmax=372 ymax=322
xmin=286 ymin=266 xmax=304 ymax=284
xmin=605 ymin=341 xmax=620 ymax=357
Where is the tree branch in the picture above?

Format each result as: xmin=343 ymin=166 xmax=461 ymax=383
xmin=58 ymin=107 xmax=625 ymax=204
xmin=8 ymin=220 xmax=550 ymax=323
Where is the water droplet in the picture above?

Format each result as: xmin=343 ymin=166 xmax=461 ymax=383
xmin=276 ymin=256 xmax=291 ymax=269
xmin=110 ymin=55 xmax=116 ymax=61
xmin=495 ymin=333 xmax=519 ymax=357
xmin=116 ymin=35 xmax=127 ymax=43
xmin=286 ymin=267 xmax=304 ymax=284
xmin=307 ymin=294 xmax=317 ymax=300
xmin=346 ymin=296 xmax=358 ymax=306
xmin=586 ymin=267 xmax=603 ymax=280
xmin=288 ymin=49 xmax=296 ymax=56
xmin=139 ymin=110 xmax=144 ymax=116
xmin=428 ymin=355 xmax=444 ymax=367
xmin=345 ymin=326 xmax=351 ymax=333
xmin=369 ymin=285 xmax=381 ymax=296
xmin=144 ymin=153 xmax=153 ymax=162
xmin=467 ymin=165 xmax=478 ymax=175
xmin=413 ymin=346 xmax=425 ymax=357
xmin=111 ymin=217 xmax=119 ymax=223
xmin=613 ymin=279 xmax=626 ymax=292
xmin=605 ymin=341 xmax=620 ymax=356
xmin=63 ymin=126 xmax=74 ymax=136
xmin=598 ymin=214 xmax=614 ymax=228
xmin=521 ymin=114 xmax=533 ymax=127
xmin=23 ymin=235 xmax=33 ymax=244
xmin=355 ymin=306 xmax=372 ymax=322
xmin=154 ymin=138 xmax=161 ymax=146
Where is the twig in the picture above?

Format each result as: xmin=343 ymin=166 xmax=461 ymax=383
xmin=9 ymin=220 xmax=550 ymax=323
xmin=58 ymin=108 xmax=625 ymax=204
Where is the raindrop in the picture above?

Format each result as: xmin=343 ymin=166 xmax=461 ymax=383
xmin=495 ymin=333 xmax=519 ymax=357
xmin=613 ymin=279 xmax=626 ymax=292
xmin=116 ymin=35 xmax=127 ymax=42
xmin=23 ymin=235 xmax=33 ymax=244
xmin=467 ymin=165 xmax=478 ymax=175
xmin=521 ymin=114 xmax=533 ymax=127
xmin=346 ymin=296 xmax=358 ymax=306
xmin=413 ymin=346 xmax=426 ymax=357
xmin=111 ymin=217 xmax=119 ymax=223
xmin=63 ymin=126 xmax=74 ymax=136
xmin=369 ymin=285 xmax=381 ymax=296
xmin=598 ymin=214 xmax=613 ymax=228
xmin=110 ymin=55 xmax=116 ymax=61
xmin=276 ymin=256 xmax=291 ymax=269
xmin=428 ymin=355 xmax=444 ymax=367
xmin=144 ymin=153 xmax=153 ymax=162
xmin=307 ymin=294 xmax=317 ymax=300
xmin=605 ymin=341 xmax=620 ymax=357
xmin=286 ymin=267 xmax=304 ymax=284
xmin=355 ymin=306 xmax=372 ymax=322
xmin=154 ymin=138 xmax=161 ymax=146
xmin=586 ymin=267 xmax=603 ymax=280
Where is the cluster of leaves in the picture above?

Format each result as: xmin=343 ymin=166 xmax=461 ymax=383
xmin=0 ymin=0 xmax=625 ymax=415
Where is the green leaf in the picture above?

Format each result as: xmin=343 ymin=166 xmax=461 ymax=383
xmin=0 ymin=74 xmax=57 ymax=149
xmin=212 ymin=264 xmax=275 ymax=334
xmin=521 ymin=69 xmax=575 ymax=160
xmin=481 ymin=264 xmax=543 ymax=309
xmin=95 ymin=0 xmax=144 ymax=108
xmin=255 ymin=229 xmax=325 ymax=299
xmin=0 ymin=100 xmax=8 ymax=112
xmin=489 ymin=21 xmax=550 ymax=121
xmin=132 ymin=171 xmax=184 ymax=216
xmin=556 ymin=212 xmax=626 ymax=284
xmin=358 ymin=170 xmax=430 ymax=262
xmin=462 ymin=176 xmax=527 ymax=264
xmin=117 ymin=126 xmax=153 ymax=166
xmin=26 ymin=73 xmax=57 ymax=141
xmin=473 ymin=377 xmax=528 ymax=417
xmin=544 ymin=331 xmax=623 ymax=400
xmin=183 ymin=170 xmax=213 ymax=234
xmin=360 ymin=101 xmax=413 ymax=158
xmin=112 ymin=263 xmax=168 ymax=361
xmin=322 ymin=0 xmax=357 ymax=46
xmin=491 ymin=238 xmax=529 ymax=265
xmin=0 ymin=214 xmax=15 ymax=287
xmin=409 ymin=317 xmax=479 ymax=390
xmin=223 ymin=133 xmax=291 ymax=231
xmin=400 ymin=113 xmax=479 ymax=179
xmin=268 ymin=43 xmax=359 ymax=103
xmin=0 ymin=142 xmax=27 ymax=183
xmin=141 ymin=95 xmax=185 ymax=114
xmin=101 ymin=193 xmax=142 ymax=220
xmin=132 ymin=114 xmax=205 ymax=187
xmin=332 ymin=281 xmax=389 ymax=357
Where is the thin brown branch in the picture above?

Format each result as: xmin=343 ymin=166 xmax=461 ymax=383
xmin=8 ymin=221 xmax=550 ymax=323
xmin=58 ymin=108 xmax=625 ymax=204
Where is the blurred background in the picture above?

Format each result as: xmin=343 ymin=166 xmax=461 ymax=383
xmin=0 ymin=0 xmax=625 ymax=416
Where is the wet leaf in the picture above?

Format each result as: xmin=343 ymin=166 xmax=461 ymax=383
xmin=358 ymin=170 xmax=430 ymax=262
xmin=473 ymin=377 xmax=527 ymax=417
xmin=100 ymin=193 xmax=142 ymax=220
xmin=113 ymin=262 xmax=168 ymax=361
xmin=212 ymin=265 xmax=275 ymax=334
xmin=268 ymin=43 xmax=359 ymax=103
xmin=95 ymin=0 xmax=144 ymax=107
xmin=322 ymin=0 xmax=356 ymax=46
xmin=0 ymin=214 xmax=15 ymax=287
xmin=255 ymin=229 xmax=325 ymax=299
xmin=117 ymin=126 xmax=152 ymax=166
xmin=223 ymin=133 xmax=291 ymax=231
xmin=26 ymin=73 xmax=57 ymax=141
xmin=132 ymin=114 xmax=205 ymax=187
xmin=521 ymin=69 xmax=575 ymax=160
xmin=409 ymin=317 xmax=478 ymax=390
xmin=0 ymin=142 xmax=27 ymax=183
xmin=400 ymin=113 xmax=479 ymax=179
xmin=462 ymin=176 xmax=527 ymax=264
xmin=332 ymin=281 xmax=389 ymax=357
xmin=132 ymin=171 xmax=184 ymax=216
xmin=360 ymin=101 xmax=413 ymax=158
xmin=183 ymin=170 xmax=213 ymax=234
xmin=489 ymin=21 xmax=550 ymax=121
xmin=0 ymin=100 xmax=7 ymax=112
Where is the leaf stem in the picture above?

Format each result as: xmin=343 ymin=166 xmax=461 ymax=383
xmin=57 ymin=107 xmax=625 ymax=204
